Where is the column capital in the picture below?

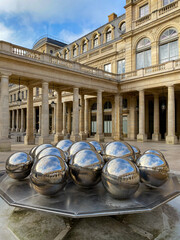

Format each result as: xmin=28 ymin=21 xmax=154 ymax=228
xmin=0 ymin=72 xmax=11 ymax=78
xmin=166 ymin=84 xmax=174 ymax=88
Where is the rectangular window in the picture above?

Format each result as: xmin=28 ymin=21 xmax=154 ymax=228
xmin=160 ymin=41 xmax=179 ymax=63
xmin=10 ymin=95 xmax=12 ymax=103
xmin=106 ymin=31 xmax=111 ymax=42
xmin=104 ymin=63 xmax=112 ymax=73
xmin=22 ymin=91 xmax=24 ymax=99
xmin=94 ymin=38 xmax=98 ymax=47
xmin=117 ymin=59 xmax=125 ymax=74
xmin=136 ymin=49 xmax=151 ymax=69
xmin=104 ymin=115 xmax=112 ymax=133
xmin=163 ymin=0 xmax=174 ymax=6
xmin=73 ymin=48 xmax=77 ymax=57
xmin=14 ymin=94 xmax=16 ymax=101
xmin=139 ymin=4 xmax=149 ymax=18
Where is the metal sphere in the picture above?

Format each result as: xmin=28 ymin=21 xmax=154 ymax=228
xmin=89 ymin=141 xmax=104 ymax=155
xmin=102 ymin=158 xmax=140 ymax=199
xmin=136 ymin=153 xmax=169 ymax=188
xmin=30 ymin=155 xmax=68 ymax=195
xmin=143 ymin=149 xmax=164 ymax=158
xmin=37 ymin=147 xmax=67 ymax=162
xmin=34 ymin=144 xmax=53 ymax=160
xmin=56 ymin=139 xmax=74 ymax=152
xmin=6 ymin=152 xmax=33 ymax=180
xmin=104 ymin=141 xmax=134 ymax=162
xmin=68 ymin=141 xmax=95 ymax=158
xmin=29 ymin=146 xmax=37 ymax=158
xmin=131 ymin=145 xmax=141 ymax=161
xmin=69 ymin=149 xmax=104 ymax=187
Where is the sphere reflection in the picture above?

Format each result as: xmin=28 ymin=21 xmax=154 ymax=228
xmin=102 ymin=158 xmax=140 ymax=199
xmin=6 ymin=152 xmax=33 ymax=180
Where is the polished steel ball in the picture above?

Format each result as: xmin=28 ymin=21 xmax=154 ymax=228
xmin=143 ymin=149 xmax=164 ymax=158
xmin=68 ymin=141 xmax=95 ymax=158
xmin=89 ymin=141 xmax=104 ymax=155
xmin=29 ymin=146 xmax=37 ymax=158
xmin=102 ymin=158 xmax=140 ymax=199
xmin=6 ymin=152 xmax=33 ymax=180
xmin=136 ymin=153 xmax=169 ymax=188
xmin=37 ymin=147 xmax=67 ymax=162
xmin=69 ymin=149 xmax=104 ymax=187
xmin=34 ymin=144 xmax=53 ymax=161
xmin=132 ymin=145 xmax=141 ymax=161
xmin=56 ymin=139 xmax=74 ymax=152
xmin=104 ymin=141 xmax=134 ymax=162
xmin=30 ymin=155 xmax=68 ymax=195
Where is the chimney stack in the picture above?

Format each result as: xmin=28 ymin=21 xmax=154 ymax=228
xmin=108 ymin=13 xmax=117 ymax=22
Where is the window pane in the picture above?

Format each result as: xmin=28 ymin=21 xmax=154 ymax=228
xmin=144 ymin=50 xmax=151 ymax=67
xmin=104 ymin=63 xmax=111 ymax=73
xmin=163 ymin=0 xmax=174 ymax=5
xmin=123 ymin=116 xmax=127 ymax=135
xmin=117 ymin=59 xmax=125 ymax=74
xmin=137 ymin=50 xmax=151 ymax=69
xmin=140 ymin=4 xmax=149 ymax=18
xmin=136 ymin=52 xmax=144 ymax=69
xmin=169 ymin=41 xmax=179 ymax=60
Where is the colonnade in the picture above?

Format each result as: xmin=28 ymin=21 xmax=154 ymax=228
xmin=3 ymin=76 xmax=180 ymax=152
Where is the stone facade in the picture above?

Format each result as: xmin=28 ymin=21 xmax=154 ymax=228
xmin=1 ymin=0 xmax=180 ymax=151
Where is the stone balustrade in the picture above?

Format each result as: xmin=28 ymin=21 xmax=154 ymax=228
xmin=159 ymin=1 xmax=178 ymax=15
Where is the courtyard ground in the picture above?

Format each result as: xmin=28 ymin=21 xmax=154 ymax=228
xmin=0 ymin=139 xmax=180 ymax=239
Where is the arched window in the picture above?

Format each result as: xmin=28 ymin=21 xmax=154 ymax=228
xmin=136 ymin=38 xmax=151 ymax=69
xmin=94 ymin=34 xmax=98 ymax=48
xmin=106 ymin=28 xmax=112 ymax=42
xmin=82 ymin=40 xmax=87 ymax=53
xmin=73 ymin=45 xmax=77 ymax=57
xmin=120 ymin=22 xmax=126 ymax=33
xmin=91 ymin=103 xmax=97 ymax=111
xmin=104 ymin=101 xmax=112 ymax=110
xmin=159 ymin=28 xmax=178 ymax=63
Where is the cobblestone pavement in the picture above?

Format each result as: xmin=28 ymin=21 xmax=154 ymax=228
xmin=0 ymin=139 xmax=180 ymax=239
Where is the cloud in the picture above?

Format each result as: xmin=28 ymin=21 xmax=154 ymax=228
xmin=0 ymin=22 xmax=14 ymax=42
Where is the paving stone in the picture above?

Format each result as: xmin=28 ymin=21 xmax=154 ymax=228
xmin=8 ymin=208 xmax=67 ymax=240
xmin=64 ymin=217 xmax=147 ymax=240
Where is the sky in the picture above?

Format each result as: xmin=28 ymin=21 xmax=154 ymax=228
xmin=0 ymin=0 xmax=126 ymax=49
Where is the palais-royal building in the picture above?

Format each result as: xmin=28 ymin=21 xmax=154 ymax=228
xmin=1 ymin=0 xmax=180 ymax=151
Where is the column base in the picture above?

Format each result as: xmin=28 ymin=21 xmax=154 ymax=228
xmin=70 ymin=134 xmax=81 ymax=141
xmin=137 ymin=134 xmax=147 ymax=142
xmin=113 ymin=134 xmax=121 ymax=141
xmin=166 ymin=135 xmax=178 ymax=144
xmin=11 ymin=128 xmax=15 ymax=132
xmin=95 ymin=134 xmax=104 ymax=142
xmin=152 ymin=133 xmax=161 ymax=141
xmin=80 ymin=132 xmax=87 ymax=140
xmin=20 ymin=128 xmax=25 ymax=133
xmin=54 ymin=134 xmax=64 ymax=143
xmin=38 ymin=137 xmax=51 ymax=145
xmin=16 ymin=128 xmax=20 ymax=132
xmin=24 ymin=135 xmax=35 ymax=145
xmin=0 ymin=139 xmax=11 ymax=151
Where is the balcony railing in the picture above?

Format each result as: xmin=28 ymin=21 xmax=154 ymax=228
xmin=159 ymin=1 xmax=178 ymax=15
xmin=0 ymin=41 xmax=118 ymax=82
xmin=136 ymin=14 xmax=151 ymax=26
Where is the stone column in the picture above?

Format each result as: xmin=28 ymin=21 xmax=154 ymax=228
xmin=71 ymin=88 xmax=80 ymax=141
xmin=16 ymin=110 xmax=20 ymax=132
xmin=152 ymin=94 xmax=161 ymax=141
xmin=137 ymin=89 xmax=147 ymax=142
xmin=166 ymin=85 xmax=178 ymax=144
xmin=53 ymin=104 xmax=56 ymax=134
xmin=20 ymin=108 xmax=24 ymax=132
xmin=95 ymin=90 xmax=104 ymax=142
xmin=62 ymin=102 xmax=67 ymax=136
xmin=11 ymin=110 xmax=15 ymax=131
xmin=128 ymin=95 xmax=136 ymax=140
xmin=54 ymin=90 xmax=64 ymax=142
xmin=39 ymin=82 xmax=50 ymax=144
xmin=80 ymin=94 xmax=86 ymax=140
xmin=114 ymin=94 xmax=123 ymax=140
xmin=67 ymin=104 xmax=71 ymax=134
xmin=84 ymin=98 xmax=89 ymax=137
xmin=33 ymin=107 xmax=36 ymax=133
xmin=38 ymin=106 xmax=41 ymax=134
xmin=24 ymin=86 xmax=35 ymax=145
xmin=145 ymin=98 xmax=149 ymax=138
xmin=0 ymin=74 xmax=11 ymax=151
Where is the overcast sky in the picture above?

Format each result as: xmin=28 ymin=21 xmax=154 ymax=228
xmin=0 ymin=0 xmax=126 ymax=49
